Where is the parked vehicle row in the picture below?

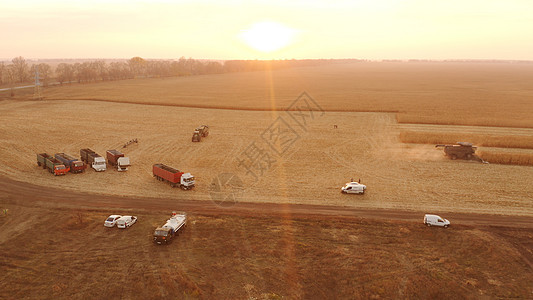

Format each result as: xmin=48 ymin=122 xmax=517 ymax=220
xmin=104 ymin=215 xmax=137 ymax=228
xmin=104 ymin=211 xmax=187 ymax=245
xmin=103 ymin=210 xmax=446 ymax=250
xmin=36 ymin=152 xmax=197 ymax=192
xmin=36 ymin=148 xmax=131 ymax=174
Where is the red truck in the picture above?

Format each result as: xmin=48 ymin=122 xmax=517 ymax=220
xmin=152 ymin=164 xmax=195 ymax=190
xmin=55 ymin=153 xmax=87 ymax=173
xmin=36 ymin=153 xmax=69 ymax=176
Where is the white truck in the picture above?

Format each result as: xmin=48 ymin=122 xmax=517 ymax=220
xmin=80 ymin=148 xmax=107 ymax=172
xmin=153 ymin=212 xmax=187 ymax=244
xmin=106 ymin=150 xmax=131 ymax=171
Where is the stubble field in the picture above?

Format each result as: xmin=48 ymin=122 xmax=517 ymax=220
xmin=1 ymin=98 xmax=533 ymax=215
xmin=1 ymin=201 xmax=533 ymax=299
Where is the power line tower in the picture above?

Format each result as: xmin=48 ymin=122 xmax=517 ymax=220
xmin=33 ymin=70 xmax=43 ymax=100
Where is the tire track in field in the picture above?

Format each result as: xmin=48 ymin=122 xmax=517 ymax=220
xmin=140 ymin=246 xmax=168 ymax=297
xmin=323 ymin=113 xmax=434 ymax=204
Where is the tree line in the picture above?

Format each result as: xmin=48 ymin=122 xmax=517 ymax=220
xmin=0 ymin=56 xmax=365 ymax=87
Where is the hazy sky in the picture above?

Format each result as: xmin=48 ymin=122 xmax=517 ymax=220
xmin=2 ymin=0 xmax=533 ymax=60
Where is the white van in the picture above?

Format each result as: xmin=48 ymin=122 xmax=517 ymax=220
xmin=116 ymin=216 xmax=137 ymax=229
xmin=424 ymin=214 xmax=450 ymax=228
xmin=341 ymin=182 xmax=366 ymax=194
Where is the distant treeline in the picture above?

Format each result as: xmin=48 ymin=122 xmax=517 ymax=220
xmin=0 ymin=56 xmax=366 ymax=87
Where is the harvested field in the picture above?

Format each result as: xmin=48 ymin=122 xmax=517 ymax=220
xmin=1 ymin=99 xmax=533 ymax=215
xmin=1 ymin=200 xmax=533 ymax=299
xmin=38 ymin=62 xmax=533 ymax=128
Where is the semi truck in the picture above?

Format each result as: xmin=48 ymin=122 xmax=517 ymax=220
xmin=55 ymin=153 xmax=87 ymax=173
xmin=152 ymin=163 xmax=195 ymax=190
xmin=80 ymin=148 xmax=106 ymax=172
xmin=37 ymin=153 xmax=69 ymax=176
xmin=106 ymin=150 xmax=130 ymax=171
xmin=153 ymin=212 xmax=187 ymax=245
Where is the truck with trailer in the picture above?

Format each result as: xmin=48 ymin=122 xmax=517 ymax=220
xmin=106 ymin=150 xmax=130 ymax=171
xmin=80 ymin=148 xmax=106 ymax=172
xmin=44 ymin=156 xmax=69 ymax=176
xmin=55 ymin=153 xmax=87 ymax=173
xmin=36 ymin=153 xmax=53 ymax=169
xmin=37 ymin=153 xmax=69 ymax=176
xmin=152 ymin=164 xmax=195 ymax=190
xmin=153 ymin=212 xmax=187 ymax=245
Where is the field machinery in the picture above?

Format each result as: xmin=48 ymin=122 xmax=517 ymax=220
xmin=435 ymin=142 xmax=481 ymax=161
xmin=192 ymin=125 xmax=209 ymax=142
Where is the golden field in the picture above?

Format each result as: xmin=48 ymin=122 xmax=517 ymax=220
xmin=39 ymin=62 xmax=533 ymax=128
xmin=399 ymin=129 xmax=533 ymax=166
xmin=1 ymin=98 xmax=532 ymax=215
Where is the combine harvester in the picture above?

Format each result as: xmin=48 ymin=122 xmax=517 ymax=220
xmin=435 ymin=142 xmax=487 ymax=163
xmin=153 ymin=212 xmax=187 ymax=245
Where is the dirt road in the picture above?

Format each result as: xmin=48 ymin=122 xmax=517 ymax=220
xmin=2 ymin=175 xmax=533 ymax=299
xmin=1 ymin=176 xmax=531 ymax=229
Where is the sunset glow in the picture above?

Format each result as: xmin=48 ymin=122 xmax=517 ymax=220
xmin=1 ymin=0 xmax=533 ymax=60
xmin=240 ymin=22 xmax=298 ymax=53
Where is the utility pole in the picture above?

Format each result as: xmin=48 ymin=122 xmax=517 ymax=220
xmin=33 ymin=69 xmax=43 ymax=100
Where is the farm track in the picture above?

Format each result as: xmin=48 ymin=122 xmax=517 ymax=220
xmin=1 ymin=175 xmax=532 ymax=230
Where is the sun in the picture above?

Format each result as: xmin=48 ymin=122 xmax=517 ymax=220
xmin=240 ymin=21 xmax=298 ymax=53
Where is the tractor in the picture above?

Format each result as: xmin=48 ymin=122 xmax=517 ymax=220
xmin=192 ymin=125 xmax=209 ymax=142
